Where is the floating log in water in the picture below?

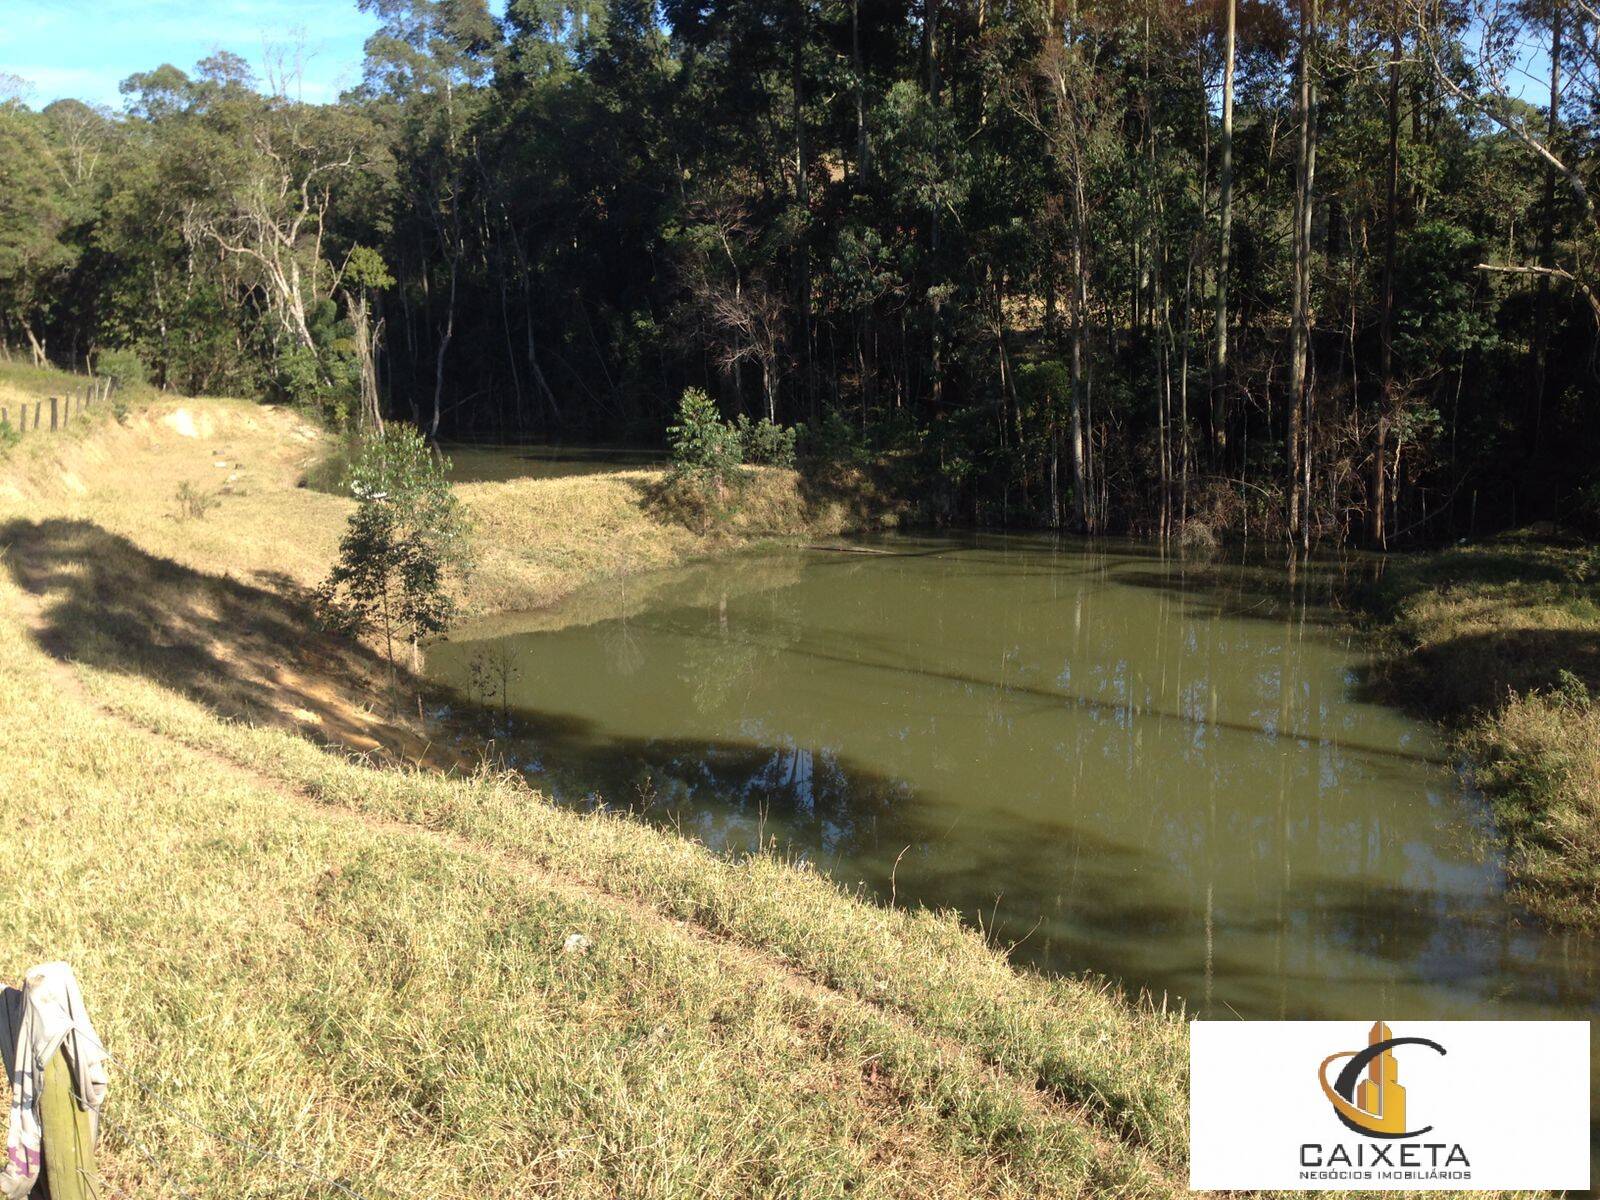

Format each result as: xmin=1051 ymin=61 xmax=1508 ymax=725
xmin=803 ymin=544 xmax=898 ymax=555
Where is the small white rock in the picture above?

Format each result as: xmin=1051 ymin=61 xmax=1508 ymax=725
xmin=562 ymin=933 xmax=591 ymax=955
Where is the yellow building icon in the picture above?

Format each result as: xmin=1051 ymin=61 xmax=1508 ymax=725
xmin=1354 ymin=1020 xmax=1406 ymax=1130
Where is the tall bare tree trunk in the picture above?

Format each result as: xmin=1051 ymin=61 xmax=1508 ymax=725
xmin=1212 ymin=0 xmax=1236 ymax=460
xmin=1533 ymin=1 xmax=1562 ymax=465
xmin=22 ymin=324 xmax=46 ymax=369
xmin=1287 ymin=0 xmax=1318 ymax=548
xmin=1179 ymin=240 xmax=1195 ymax=529
xmin=344 ymin=288 xmax=385 ymax=434
xmin=924 ymin=0 xmax=943 ymax=411
xmin=793 ymin=7 xmax=812 ymax=420
xmin=1374 ymin=27 xmax=1401 ymax=547
xmin=1069 ymin=198 xmax=1090 ymax=533
xmin=852 ymin=0 xmax=870 ymax=179
xmin=431 ymin=257 xmax=457 ymax=439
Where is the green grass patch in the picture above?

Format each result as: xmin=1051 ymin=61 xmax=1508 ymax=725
xmin=1363 ymin=530 xmax=1600 ymax=927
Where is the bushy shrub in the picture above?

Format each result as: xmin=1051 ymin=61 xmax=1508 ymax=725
xmin=172 ymin=481 xmax=221 ymax=522
xmin=95 ymin=347 xmax=148 ymax=390
xmin=0 ymin=418 xmax=18 ymax=456
xmin=1179 ymin=519 xmax=1219 ymax=553
xmin=735 ymin=413 xmax=799 ymax=467
xmin=274 ymin=343 xmax=323 ymax=403
xmin=668 ymin=388 xmax=743 ymax=491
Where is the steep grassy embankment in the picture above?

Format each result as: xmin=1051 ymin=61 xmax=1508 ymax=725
xmin=0 ymin=382 xmax=1203 ymax=1198
xmin=1366 ymin=532 xmax=1600 ymax=928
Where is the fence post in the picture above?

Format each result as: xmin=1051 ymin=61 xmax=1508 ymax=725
xmin=49 ymin=398 xmax=58 ymax=431
xmin=39 ymin=1044 xmax=98 ymax=1199
xmin=33 ymin=400 xmax=42 ymax=430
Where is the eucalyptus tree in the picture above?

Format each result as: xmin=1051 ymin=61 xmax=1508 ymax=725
xmin=358 ymin=0 xmax=499 ymax=435
xmin=0 ymin=101 xmax=73 ymax=365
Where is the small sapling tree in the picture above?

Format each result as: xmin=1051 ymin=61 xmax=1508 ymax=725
xmin=667 ymin=387 xmax=743 ymax=498
xmin=319 ymin=425 xmax=470 ymax=712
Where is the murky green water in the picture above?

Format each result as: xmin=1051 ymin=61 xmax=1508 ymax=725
xmin=426 ymin=534 xmax=1600 ymax=1023
xmin=442 ymin=443 xmax=664 ymax=483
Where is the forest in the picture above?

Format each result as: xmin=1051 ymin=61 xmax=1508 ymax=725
xmin=1 ymin=0 xmax=1596 ymax=544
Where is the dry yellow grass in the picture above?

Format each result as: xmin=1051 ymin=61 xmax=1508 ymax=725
xmin=0 ymin=388 xmax=900 ymax=760
xmin=0 ymin=361 xmax=111 ymax=425
xmin=1467 ymin=691 xmax=1600 ymax=927
xmin=459 ymin=463 xmax=905 ymax=614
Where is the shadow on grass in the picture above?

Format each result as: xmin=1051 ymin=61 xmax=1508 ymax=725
xmin=1354 ymin=536 xmax=1600 ymax=721
xmin=0 ymin=517 xmax=429 ymax=759
xmin=1365 ymin=627 xmax=1600 ymax=719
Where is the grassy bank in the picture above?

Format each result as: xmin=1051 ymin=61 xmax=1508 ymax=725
xmin=459 ymin=459 xmax=908 ymax=615
xmin=1365 ymin=531 xmax=1600 ymax=928
xmin=0 ymin=380 xmax=1200 ymax=1197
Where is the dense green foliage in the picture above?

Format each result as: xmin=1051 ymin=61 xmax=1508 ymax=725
xmin=669 ymin=386 xmax=746 ymax=489
xmin=93 ymin=346 xmax=148 ymax=390
xmin=737 ymin=413 xmax=801 ymax=468
xmin=3 ymin=0 xmax=1599 ymax=541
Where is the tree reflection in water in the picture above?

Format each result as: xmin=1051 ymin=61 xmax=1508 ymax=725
xmin=430 ymin=535 xmax=1600 ymax=1025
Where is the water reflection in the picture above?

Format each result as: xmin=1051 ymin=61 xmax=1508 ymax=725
xmin=442 ymin=443 xmax=665 ymax=484
xmin=427 ymin=534 xmax=1600 ymax=1025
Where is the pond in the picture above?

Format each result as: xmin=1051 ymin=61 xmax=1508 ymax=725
xmin=425 ymin=534 xmax=1600 ymax=1024
xmin=441 ymin=443 xmax=665 ymax=483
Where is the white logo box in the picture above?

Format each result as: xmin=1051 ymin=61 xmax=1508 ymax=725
xmin=1189 ymin=1020 xmax=1591 ymax=1191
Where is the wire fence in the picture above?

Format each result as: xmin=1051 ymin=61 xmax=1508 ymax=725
xmin=1 ymin=379 xmax=115 ymax=438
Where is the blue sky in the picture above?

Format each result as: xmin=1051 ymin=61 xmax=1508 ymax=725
xmin=2 ymin=1 xmax=1554 ymax=113
xmin=2 ymin=0 xmax=385 ymax=109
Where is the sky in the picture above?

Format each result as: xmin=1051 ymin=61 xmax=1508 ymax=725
xmin=1 ymin=0 xmax=1556 ymax=114
xmin=1 ymin=0 xmax=384 ymax=109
